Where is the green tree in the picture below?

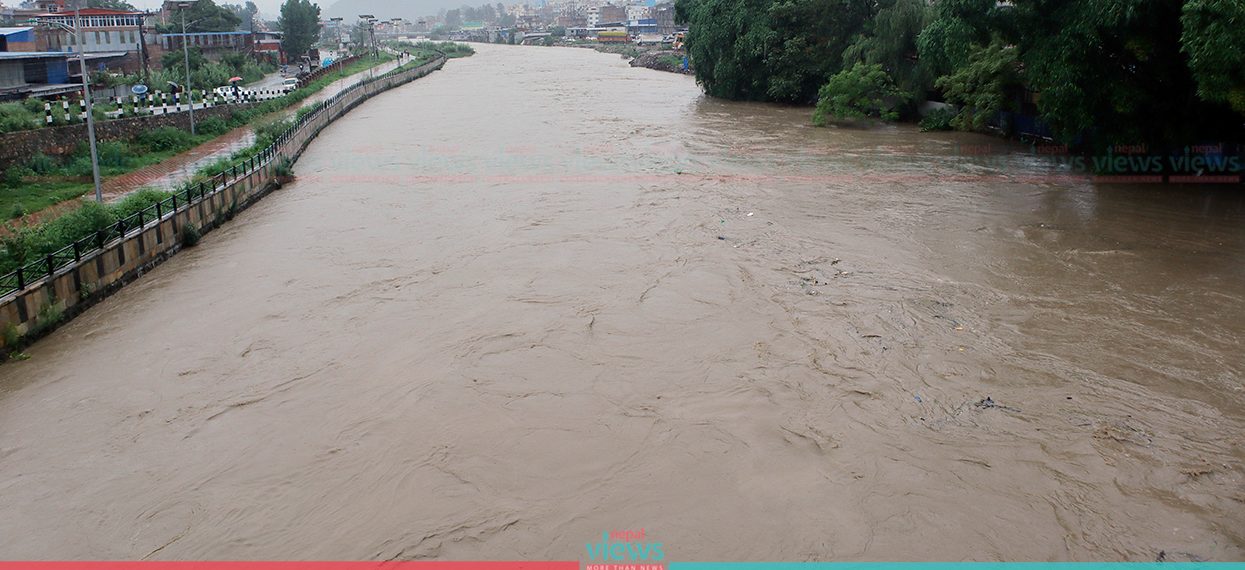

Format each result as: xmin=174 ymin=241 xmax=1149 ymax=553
xmin=278 ymin=0 xmax=322 ymax=60
xmin=842 ymin=0 xmax=931 ymax=104
xmin=1181 ymin=0 xmax=1245 ymax=114
xmin=933 ymin=40 xmax=1019 ymax=131
xmin=165 ymin=0 xmax=241 ymax=33
xmin=87 ymin=0 xmax=138 ymax=10
xmin=445 ymin=9 xmax=462 ymax=29
xmin=1013 ymin=0 xmax=1223 ymax=146
xmin=813 ymin=62 xmax=902 ymax=124
xmin=675 ymin=0 xmax=873 ymax=103
xmin=223 ymin=1 xmax=259 ymax=32
xmin=915 ymin=0 xmax=1006 ymax=77
xmin=161 ymin=45 xmax=207 ymax=71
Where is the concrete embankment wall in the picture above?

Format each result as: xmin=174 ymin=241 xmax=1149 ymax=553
xmin=0 ymin=55 xmax=447 ymax=346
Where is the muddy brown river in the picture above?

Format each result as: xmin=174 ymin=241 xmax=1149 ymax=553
xmin=1 ymin=44 xmax=1243 ymax=561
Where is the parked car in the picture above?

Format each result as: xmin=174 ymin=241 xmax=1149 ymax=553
xmin=281 ymin=78 xmax=300 ymax=93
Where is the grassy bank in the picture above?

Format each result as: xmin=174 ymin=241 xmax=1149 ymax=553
xmin=0 ymin=53 xmax=395 ymax=221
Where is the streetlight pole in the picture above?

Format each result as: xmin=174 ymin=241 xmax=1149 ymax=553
xmin=73 ymin=5 xmax=103 ymax=202
xmin=30 ymin=6 xmax=103 ymax=202
xmin=179 ymin=2 xmax=196 ymax=135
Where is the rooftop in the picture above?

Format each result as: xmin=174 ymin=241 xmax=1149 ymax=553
xmin=0 ymin=51 xmax=69 ymax=60
xmin=160 ymin=31 xmax=251 ymax=36
xmin=0 ymin=50 xmax=129 ymax=60
xmin=35 ymin=8 xmax=147 ymax=16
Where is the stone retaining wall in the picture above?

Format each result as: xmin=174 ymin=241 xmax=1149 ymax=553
xmin=0 ymin=104 xmax=255 ymax=168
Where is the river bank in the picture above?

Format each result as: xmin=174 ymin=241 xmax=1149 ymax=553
xmin=564 ymin=41 xmax=694 ymax=75
xmin=0 ymin=54 xmax=398 ymax=227
xmin=0 ymin=54 xmax=454 ymax=354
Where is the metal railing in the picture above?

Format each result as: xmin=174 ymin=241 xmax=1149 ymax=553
xmin=0 ymin=53 xmax=446 ymax=302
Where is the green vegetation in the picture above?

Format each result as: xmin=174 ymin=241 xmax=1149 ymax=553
xmin=918 ymin=107 xmax=957 ymax=132
xmin=813 ymin=63 xmax=903 ymax=124
xmin=278 ymin=0 xmax=322 ymax=61
xmin=933 ymin=40 xmax=1019 ymax=132
xmin=154 ymin=50 xmax=276 ymax=98
xmin=0 ymin=48 xmax=434 ymax=279
xmin=392 ymin=41 xmax=476 ymax=59
xmin=1 ymin=53 xmax=394 ymax=223
xmin=675 ymin=0 xmax=872 ymax=102
xmin=155 ymin=0 xmax=240 ymax=33
xmin=0 ymin=53 xmax=275 ymax=136
xmin=675 ymin=0 xmax=1245 ymax=147
xmin=0 ymin=189 xmax=171 ymax=274
xmin=180 ymin=222 xmax=201 ymax=247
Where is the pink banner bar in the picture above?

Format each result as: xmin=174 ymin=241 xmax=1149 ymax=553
xmin=0 ymin=563 xmax=579 ymax=570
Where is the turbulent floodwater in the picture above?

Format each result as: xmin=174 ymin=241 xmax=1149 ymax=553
xmin=1 ymin=44 xmax=1243 ymax=561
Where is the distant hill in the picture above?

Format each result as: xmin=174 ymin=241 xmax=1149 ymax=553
xmin=323 ymin=0 xmax=465 ymax=21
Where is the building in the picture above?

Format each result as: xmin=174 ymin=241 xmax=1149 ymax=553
xmin=0 ymin=50 xmax=130 ymax=99
xmin=158 ymin=30 xmax=252 ymax=53
xmin=34 ymin=8 xmax=156 ymax=74
xmin=624 ymin=4 xmax=649 ymax=24
xmin=626 ymin=17 xmax=656 ymax=35
xmin=598 ymin=4 xmax=625 ymax=25
xmin=652 ymin=3 xmax=676 ymax=35
xmin=36 ymin=8 xmax=151 ymax=53
xmin=0 ymin=26 xmax=37 ymax=51
xmin=0 ymin=51 xmax=68 ymax=97
xmin=30 ymin=0 xmax=65 ymax=13
xmin=253 ymin=31 xmax=283 ymax=63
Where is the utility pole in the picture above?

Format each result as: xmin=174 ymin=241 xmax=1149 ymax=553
xmin=137 ymin=14 xmax=151 ymax=85
xmin=178 ymin=1 xmax=197 ymax=135
xmin=30 ymin=3 xmax=102 ymax=202
xmin=72 ymin=5 xmax=102 ymax=202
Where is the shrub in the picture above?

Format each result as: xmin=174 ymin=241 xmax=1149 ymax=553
xmin=919 ymin=107 xmax=957 ymax=131
xmin=137 ymin=126 xmax=196 ymax=152
xmin=27 ymin=153 xmax=59 ymax=175
xmin=21 ymin=98 xmax=45 ymax=114
xmin=274 ymin=157 xmax=294 ymax=178
xmin=10 ymin=202 xmax=26 ymax=219
xmin=0 ymin=200 xmax=116 ymax=273
xmin=113 ymin=188 xmax=172 ymax=219
xmin=4 ymin=165 xmax=31 ymax=187
xmin=197 ymin=116 xmax=230 ymax=136
xmin=3 ymin=322 xmax=19 ymax=347
xmin=933 ymin=40 xmax=1019 ymax=132
xmin=0 ymin=102 xmax=38 ymax=133
xmin=295 ymin=105 xmax=317 ymax=122
xmin=254 ymin=118 xmax=293 ymax=147
xmin=814 ymin=63 xmax=904 ymax=125
xmin=180 ymin=222 xmax=200 ymax=247
xmin=91 ymin=140 xmax=133 ymax=169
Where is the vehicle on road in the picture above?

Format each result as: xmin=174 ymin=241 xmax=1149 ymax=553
xmin=281 ymin=78 xmax=300 ymax=93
